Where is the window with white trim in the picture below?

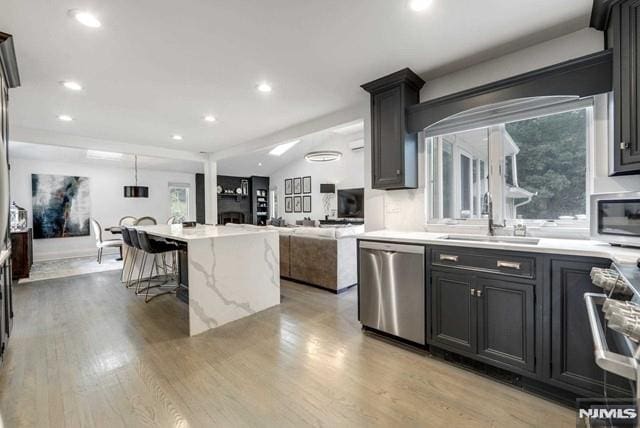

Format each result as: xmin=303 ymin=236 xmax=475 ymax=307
xmin=169 ymin=183 xmax=190 ymax=220
xmin=426 ymin=98 xmax=592 ymax=226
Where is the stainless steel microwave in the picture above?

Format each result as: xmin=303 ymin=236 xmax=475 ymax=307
xmin=591 ymin=192 xmax=640 ymax=247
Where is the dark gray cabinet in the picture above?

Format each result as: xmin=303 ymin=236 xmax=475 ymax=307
xmin=431 ymin=270 xmax=476 ymax=354
xmin=477 ymin=278 xmax=535 ymax=373
xmin=430 ymin=269 xmax=536 ymax=374
xmin=609 ymin=0 xmax=640 ymax=175
xmin=361 ymin=69 xmax=425 ymax=190
xmin=549 ymin=258 xmax=631 ymax=396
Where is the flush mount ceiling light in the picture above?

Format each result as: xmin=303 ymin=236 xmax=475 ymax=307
xmin=123 ymin=155 xmax=149 ymax=198
xmin=58 ymin=114 xmax=73 ymax=122
xmin=257 ymin=82 xmax=273 ymax=93
xmin=269 ymin=139 xmax=300 ymax=156
xmin=171 ymin=134 xmax=183 ymax=141
xmin=203 ymin=115 xmax=217 ymax=123
xmin=408 ymin=0 xmax=433 ymax=12
xmin=86 ymin=150 xmax=123 ymax=161
xmin=61 ymin=80 xmax=83 ymax=91
xmin=305 ymin=150 xmax=343 ymax=163
xmin=68 ymin=9 xmax=102 ymax=28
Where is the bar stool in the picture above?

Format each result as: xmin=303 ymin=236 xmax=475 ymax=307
xmin=136 ymin=230 xmax=182 ymax=302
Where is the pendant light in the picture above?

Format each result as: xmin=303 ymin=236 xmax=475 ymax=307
xmin=123 ymin=155 xmax=149 ymax=198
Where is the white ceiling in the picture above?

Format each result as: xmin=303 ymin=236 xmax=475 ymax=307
xmin=9 ymin=142 xmax=204 ymax=174
xmin=1 ymin=0 xmax=592 ymax=154
xmin=217 ymin=120 xmax=364 ymax=177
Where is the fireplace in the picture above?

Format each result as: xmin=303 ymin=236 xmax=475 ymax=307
xmin=218 ymin=211 xmax=245 ymax=225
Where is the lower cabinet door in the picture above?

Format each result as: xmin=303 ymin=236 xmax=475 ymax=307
xmin=551 ymin=259 xmax=631 ymax=396
xmin=476 ymin=278 xmax=535 ymax=373
xmin=431 ymin=270 xmax=476 ymax=354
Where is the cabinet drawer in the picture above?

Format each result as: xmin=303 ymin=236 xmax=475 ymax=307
xmin=432 ymin=248 xmax=536 ymax=279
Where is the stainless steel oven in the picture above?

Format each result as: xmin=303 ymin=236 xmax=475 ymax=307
xmin=591 ymin=192 xmax=640 ymax=248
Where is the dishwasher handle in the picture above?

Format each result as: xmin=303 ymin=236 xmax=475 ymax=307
xmin=359 ymin=241 xmax=425 ymax=255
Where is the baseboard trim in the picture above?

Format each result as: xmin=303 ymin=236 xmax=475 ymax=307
xmin=281 ymin=276 xmax=357 ymax=294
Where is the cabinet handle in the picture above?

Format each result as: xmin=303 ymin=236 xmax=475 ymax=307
xmin=620 ymin=141 xmax=630 ymax=150
xmin=470 ymin=288 xmax=476 ymax=296
xmin=497 ymin=260 xmax=521 ymax=270
xmin=440 ymin=254 xmax=459 ymax=262
xmin=476 ymin=289 xmax=482 ymax=297
xmin=396 ymin=169 xmax=401 ymax=175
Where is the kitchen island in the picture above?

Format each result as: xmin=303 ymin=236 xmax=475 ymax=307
xmin=136 ymin=224 xmax=280 ymax=336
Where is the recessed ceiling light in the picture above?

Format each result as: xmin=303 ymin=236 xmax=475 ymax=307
xmin=258 ymin=162 xmax=263 ymax=166
xmin=58 ymin=114 xmax=73 ymax=122
xmin=408 ymin=0 xmax=433 ymax=12
xmin=68 ymin=10 xmax=102 ymax=28
xmin=61 ymin=80 xmax=83 ymax=91
xmin=269 ymin=139 xmax=300 ymax=156
xmin=203 ymin=115 xmax=217 ymax=123
xmin=257 ymin=82 xmax=272 ymax=93
xmin=172 ymin=134 xmax=183 ymax=141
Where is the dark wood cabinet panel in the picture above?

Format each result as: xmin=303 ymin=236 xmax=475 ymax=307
xmin=10 ymin=229 xmax=32 ymax=280
xmin=550 ymin=259 xmax=631 ymax=395
xmin=362 ymin=69 xmax=424 ymax=190
xmin=476 ymin=278 xmax=535 ymax=373
xmin=431 ymin=270 xmax=476 ymax=354
xmin=610 ymin=0 xmax=640 ymax=175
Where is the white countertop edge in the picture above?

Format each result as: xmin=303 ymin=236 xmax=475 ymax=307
xmin=137 ymin=224 xmax=278 ymax=242
xmin=357 ymin=231 xmax=640 ymax=265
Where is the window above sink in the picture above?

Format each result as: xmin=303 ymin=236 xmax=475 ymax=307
xmin=425 ymin=97 xmax=594 ymax=236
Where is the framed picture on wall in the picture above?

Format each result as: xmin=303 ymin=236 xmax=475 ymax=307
xmin=293 ymin=177 xmax=302 ymax=194
xmin=285 ymin=197 xmax=292 ymax=213
xmin=302 ymin=176 xmax=311 ymax=194
xmin=285 ymin=179 xmax=292 ymax=195
xmin=294 ymin=196 xmax=302 ymax=212
xmin=303 ymin=195 xmax=311 ymax=213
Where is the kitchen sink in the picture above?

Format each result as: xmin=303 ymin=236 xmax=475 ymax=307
xmin=441 ymin=234 xmax=540 ymax=245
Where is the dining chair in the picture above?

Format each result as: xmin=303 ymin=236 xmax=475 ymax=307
xmin=90 ymin=218 xmax=122 ymax=264
xmin=166 ymin=216 xmax=177 ymax=225
xmin=119 ymin=216 xmax=137 ymax=226
xmin=134 ymin=216 xmax=157 ymax=226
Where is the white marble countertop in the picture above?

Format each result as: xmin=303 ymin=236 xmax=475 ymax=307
xmin=357 ymin=230 xmax=640 ymax=265
xmin=136 ymin=224 xmax=276 ymax=242
xmin=0 ymin=249 xmax=9 ymax=265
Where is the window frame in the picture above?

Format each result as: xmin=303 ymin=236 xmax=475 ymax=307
xmin=168 ymin=182 xmax=191 ymax=220
xmin=425 ymin=97 xmax=596 ymax=230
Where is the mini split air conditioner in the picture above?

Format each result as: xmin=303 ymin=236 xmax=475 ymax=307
xmin=348 ymin=139 xmax=364 ymax=151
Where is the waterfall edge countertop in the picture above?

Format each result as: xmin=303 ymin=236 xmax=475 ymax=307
xmin=136 ymin=224 xmax=280 ymax=336
xmin=357 ymin=230 xmax=640 ymax=265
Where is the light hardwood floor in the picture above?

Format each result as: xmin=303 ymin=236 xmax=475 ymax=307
xmin=0 ymin=271 xmax=574 ymax=427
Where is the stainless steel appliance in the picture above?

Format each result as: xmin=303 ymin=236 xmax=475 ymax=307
xmin=359 ymin=241 xmax=425 ymax=344
xmin=591 ymin=191 xmax=640 ymax=248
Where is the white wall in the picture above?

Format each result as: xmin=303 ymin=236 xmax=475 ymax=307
xmin=269 ymin=135 xmax=364 ymax=224
xmin=10 ymin=157 xmax=196 ymax=261
xmin=364 ymin=28 xmax=625 ymax=232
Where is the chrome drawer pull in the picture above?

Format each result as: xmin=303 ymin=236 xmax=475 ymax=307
xmin=440 ymin=254 xmax=458 ymax=262
xmin=470 ymin=288 xmax=476 ymax=296
xmin=497 ymin=260 xmax=521 ymax=270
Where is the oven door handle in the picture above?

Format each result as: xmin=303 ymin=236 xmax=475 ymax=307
xmin=584 ymin=292 xmax=638 ymax=381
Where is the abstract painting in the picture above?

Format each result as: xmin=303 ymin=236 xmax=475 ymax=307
xmin=32 ymin=174 xmax=90 ymax=239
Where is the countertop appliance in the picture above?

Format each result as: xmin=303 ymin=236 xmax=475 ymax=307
xmin=359 ymin=241 xmax=425 ymax=345
xmin=591 ymin=191 xmax=640 ymax=248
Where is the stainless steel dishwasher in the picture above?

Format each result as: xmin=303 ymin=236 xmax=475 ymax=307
xmin=359 ymin=241 xmax=425 ymax=345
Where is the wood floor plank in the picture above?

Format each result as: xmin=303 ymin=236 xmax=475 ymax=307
xmin=0 ymin=271 xmax=574 ymax=427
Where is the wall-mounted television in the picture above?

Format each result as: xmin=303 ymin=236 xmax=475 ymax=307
xmin=337 ymin=188 xmax=364 ymax=219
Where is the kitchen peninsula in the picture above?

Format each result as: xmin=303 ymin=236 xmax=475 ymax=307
xmin=138 ymin=224 xmax=280 ymax=336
